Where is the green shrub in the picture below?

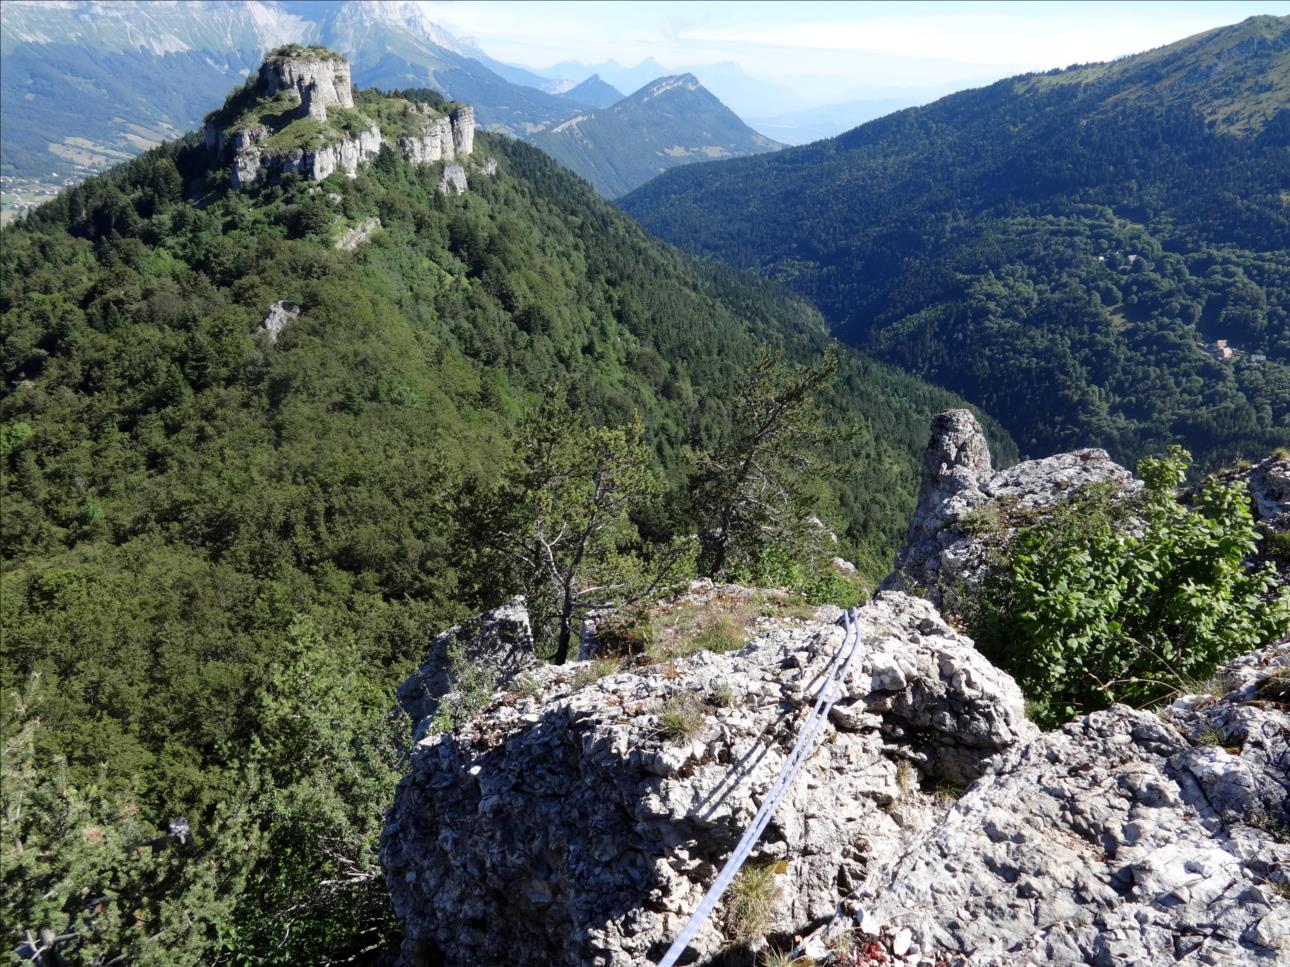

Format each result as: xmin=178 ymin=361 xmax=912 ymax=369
xmin=734 ymin=544 xmax=866 ymax=607
xmin=957 ymin=500 xmax=1006 ymax=538
xmin=429 ymin=643 xmax=498 ymax=733
xmin=972 ymin=447 xmax=1289 ymax=727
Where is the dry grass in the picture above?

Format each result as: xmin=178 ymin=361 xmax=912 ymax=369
xmin=509 ymin=672 xmax=542 ymax=699
xmin=894 ymin=760 xmax=918 ymax=799
xmin=646 ymin=597 xmax=756 ymax=663
xmin=1258 ymin=667 xmax=1290 ymax=704
xmin=596 ymin=588 xmax=826 ymax=670
xmin=724 ymin=863 xmax=781 ymax=945
xmin=656 ymin=695 xmax=705 ymax=742
xmin=571 ymin=656 xmax=622 ymax=690
xmin=757 ymin=949 xmax=805 ymax=967
xmin=1194 ymin=723 xmax=1224 ymax=747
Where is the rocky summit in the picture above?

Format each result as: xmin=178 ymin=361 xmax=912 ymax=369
xmin=202 ymin=45 xmax=478 ymax=191
xmin=381 ymin=413 xmax=1290 ymax=967
xmin=382 ymin=588 xmax=1032 ymax=966
xmin=882 ymin=408 xmax=1139 ymax=609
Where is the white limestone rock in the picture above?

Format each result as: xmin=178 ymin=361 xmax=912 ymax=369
xmin=395 ymin=597 xmax=540 ymax=729
xmin=438 ymin=164 xmax=468 ymax=196
xmin=823 ymin=639 xmax=1290 ymax=966
xmin=334 ymin=216 xmax=381 ymax=252
xmin=883 ymin=408 xmax=1138 ymax=606
xmin=260 ymin=50 xmax=354 ymax=117
xmin=381 ymin=590 xmax=1030 ymax=966
xmin=258 ymin=300 xmax=300 ymax=343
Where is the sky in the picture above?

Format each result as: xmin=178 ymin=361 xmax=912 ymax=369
xmin=416 ymin=0 xmax=1290 ymax=100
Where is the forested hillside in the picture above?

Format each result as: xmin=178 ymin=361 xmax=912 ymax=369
xmin=622 ymin=16 xmax=1290 ymax=465
xmin=0 ymin=80 xmax=1011 ymax=962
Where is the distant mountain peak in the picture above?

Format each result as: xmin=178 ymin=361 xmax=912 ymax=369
xmin=639 ymin=74 xmax=702 ymax=101
xmin=557 ymin=73 xmax=623 ymax=110
xmin=532 ymin=72 xmax=778 ymax=197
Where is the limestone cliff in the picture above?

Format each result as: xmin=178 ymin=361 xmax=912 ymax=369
xmin=204 ymin=45 xmax=478 ymax=191
xmin=259 ymin=46 xmax=354 ymax=119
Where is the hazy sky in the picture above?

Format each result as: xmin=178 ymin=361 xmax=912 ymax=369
xmin=419 ymin=0 xmax=1290 ymax=97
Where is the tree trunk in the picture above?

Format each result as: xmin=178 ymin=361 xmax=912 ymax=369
xmin=553 ymin=583 xmax=576 ymax=664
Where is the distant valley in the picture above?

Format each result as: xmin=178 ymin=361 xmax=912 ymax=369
xmin=623 ymin=15 xmax=1290 ymax=468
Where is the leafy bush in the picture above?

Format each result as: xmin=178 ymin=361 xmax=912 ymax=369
xmin=972 ymin=447 xmax=1289 ymax=726
xmin=734 ymin=544 xmax=866 ymax=607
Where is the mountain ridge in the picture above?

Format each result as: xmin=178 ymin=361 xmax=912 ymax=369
xmin=621 ymin=15 xmax=1290 ymax=467
xmin=531 ymin=73 xmax=780 ymax=198
xmin=0 ymin=0 xmax=783 ymax=219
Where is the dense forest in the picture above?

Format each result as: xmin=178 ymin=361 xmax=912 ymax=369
xmin=0 ymin=80 xmax=1012 ymax=962
xmin=621 ymin=16 xmax=1290 ymax=466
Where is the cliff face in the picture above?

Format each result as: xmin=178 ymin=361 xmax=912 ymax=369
xmin=206 ymin=46 xmax=478 ymax=191
xmin=260 ymin=49 xmax=354 ymax=119
xmin=396 ymin=104 xmax=476 ymax=166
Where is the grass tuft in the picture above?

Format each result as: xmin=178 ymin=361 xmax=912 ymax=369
xmin=656 ymin=696 xmax=704 ymax=742
xmin=708 ymin=680 xmax=736 ymax=708
xmin=724 ymin=863 xmax=780 ymax=945
xmin=572 ymin=656 xmax=622 ymax=690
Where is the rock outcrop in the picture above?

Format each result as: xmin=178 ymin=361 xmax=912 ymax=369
xmin=395 ymin=105 xmax=477 ymax=165
xmin=334 ymin=216 xmax=381 ymax=252
xmin=395 ymin=598 xmax=540 ymax=730
xmin=207 ymin=47 xmax=478 ymax=190
xmin=1231 ymin=453 xmax=1290 ymax=532
xmin=801 ymin=638 xmax=1290 ymax=966
xmin=884 ymin=408 xmax=1137 ymax=606
xmin=379 ymin=413 xmax=1289 ymax=967
xmin=450 ymin=105 xmax=475 ymax=157
xmin=381 ymin=590 xmax=1031 ymax=966
xmin=258 ymin=300 xmax=299 ymax=342
xmin=260 ymin=48 xmax=354 ymax=119
xmin=233 ymin=120 xmax=385 ymax=191
xmin=437 ymin=164 xmax=467 ymax=196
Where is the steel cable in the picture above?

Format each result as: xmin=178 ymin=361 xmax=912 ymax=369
xmin=656 ymin=607 xmax=863 ymax=966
